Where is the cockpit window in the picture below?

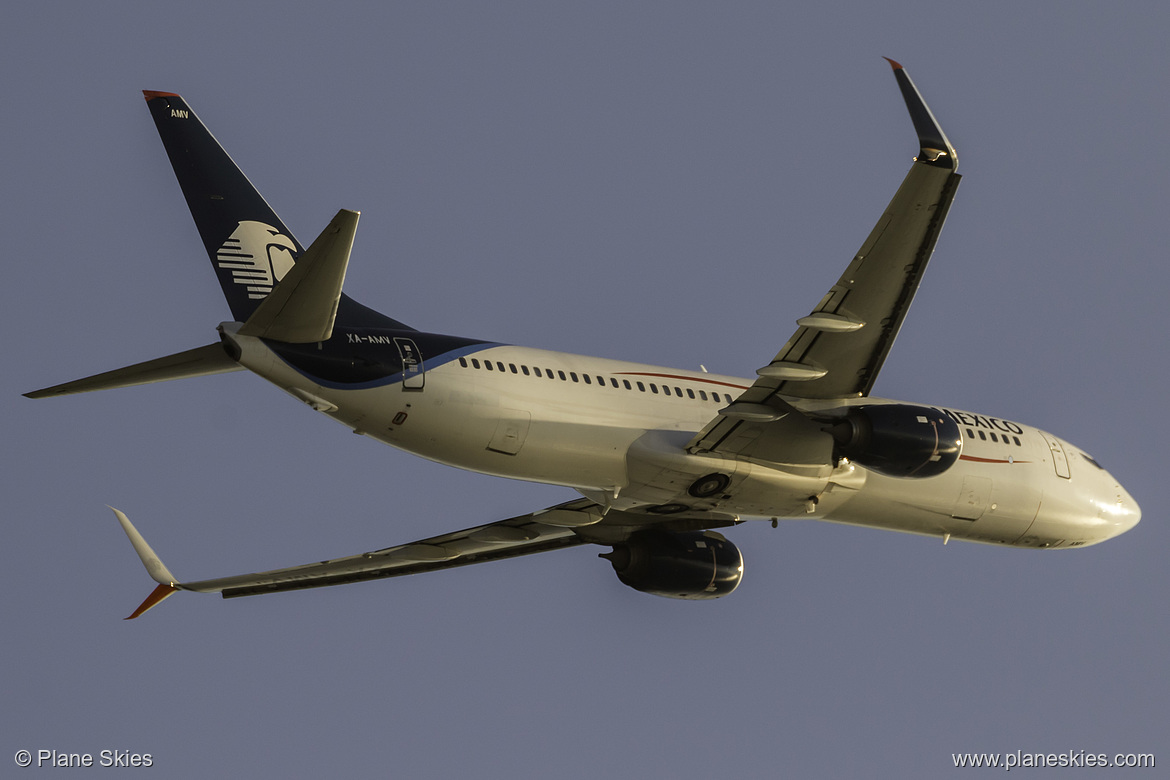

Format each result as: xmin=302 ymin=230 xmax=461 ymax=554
xmin=1081 ymin=452 xmax=1104 ymax=470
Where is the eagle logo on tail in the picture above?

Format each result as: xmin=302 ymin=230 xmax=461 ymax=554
xmin=215 ymin=221 xmax=297 ymax=299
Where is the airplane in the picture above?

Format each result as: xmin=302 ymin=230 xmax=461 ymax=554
xmin=26 ymin=60 xmax=1140 ymax=619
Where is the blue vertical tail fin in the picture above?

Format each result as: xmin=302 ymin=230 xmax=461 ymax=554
xmin=143 ymin=91 xmax=410 ymax=331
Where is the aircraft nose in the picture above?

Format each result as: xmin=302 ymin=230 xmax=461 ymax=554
xmin=1093 ymin=472 xmax=1140 ymax=541
xmin=1113 ymin=482 xmax=1141 ymax=536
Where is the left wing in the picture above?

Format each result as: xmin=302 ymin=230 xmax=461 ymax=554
xmin=115 ymin=497 xmax=745 ymax=617
xmin=689 ymin=60 xmax=960 ymax=460
xmin=114 ymin=501 xmax=603 ymax=618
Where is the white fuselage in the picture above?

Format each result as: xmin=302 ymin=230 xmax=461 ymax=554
xmin=225 ymin=325 xmax=1140 ymax=550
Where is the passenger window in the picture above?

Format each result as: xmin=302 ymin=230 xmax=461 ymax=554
xmin=458 ymin=357 xmax=468 ymax=368
xmin=509 ymin=364 xmax=518 ymax=374
xmin=1013 ymin=436 xmax=1021 ymax=446
xmin=966 ymin=428 xmax=975 ymax=439
xmin=496 ymin=362 xmax=505 ymax=372
xmin=978 ymin=431 xmax=986 ymax=440
xmin=471 ymin=358 xmax=481 ymax=369
xmin=650 ymin=384 xmax=659 ymax=394
xmin=521 ymin=365 xmax=530 ymax=376
xmin=686 ymin=388 xmax=695 ymax=399
xmin=623 ymin=380 xmax=632 ymax=390
xmin=699 ymin=390 xmax=708 ymax=401
xmin=485 ymin=361 xmax=494 ymax=371
xmin=570 ymin=372 xmax=579 ymax=383
xmin=598 ymin=376 xmax=605 ymax=386
xmin=637 ymin=382 xmax=645 ymax=392
xmin=990 ymin=433 xmax=999 ymax=443
xmin=558 ymin=370 xmax=567 ymax=381
xmin=610 ymin=378 xmax=619 ymax=388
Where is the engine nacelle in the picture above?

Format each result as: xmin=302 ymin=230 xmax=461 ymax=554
xmin=601 ymin=530 xmax=743 ymax=600
xmin=829 ymin=404 xmax=961 ymax=478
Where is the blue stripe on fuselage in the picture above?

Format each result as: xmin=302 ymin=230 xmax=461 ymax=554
xmin=270 ymin=337 xmax=501 ymax=391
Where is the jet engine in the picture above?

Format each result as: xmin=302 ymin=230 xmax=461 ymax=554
xmin=828 ymin=404 xmax=961 ymax=478
xmin=601 ymin=530 xmax=743 ymax=600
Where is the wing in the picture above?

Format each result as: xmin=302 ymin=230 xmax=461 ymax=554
xmin=689 ymin=60 xmax=961 ymax=460
xmin=114 ymin=500 xmax=605 ymax=617
xmin=115 ymin=497 xmax=744 ymax=617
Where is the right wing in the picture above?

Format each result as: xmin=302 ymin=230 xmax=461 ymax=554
xmin=688 ymin=60 xmax=961 ymax=463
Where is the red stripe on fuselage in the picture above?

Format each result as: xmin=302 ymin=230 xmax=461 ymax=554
xmin=615 ymin=371 xmax=749 ymax=390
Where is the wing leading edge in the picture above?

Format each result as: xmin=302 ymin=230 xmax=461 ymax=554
xmin=689 ymin=60 xmax=961 ymax=459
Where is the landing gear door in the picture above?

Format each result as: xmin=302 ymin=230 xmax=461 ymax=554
xmin=394 ymin=337 xmax=424 ymax=391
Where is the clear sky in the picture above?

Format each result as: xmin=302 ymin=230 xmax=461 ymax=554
xmin=4 ymin=2 xmax=1166 ymax=777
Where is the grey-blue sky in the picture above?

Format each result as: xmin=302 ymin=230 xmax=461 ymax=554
xmin=3 ymin=2 xmax=1166 ymax=777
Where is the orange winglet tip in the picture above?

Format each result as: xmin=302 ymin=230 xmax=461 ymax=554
xmin=142 ymin=90 xmax=180 ymax=102
xmin=125 ymin=583 xmax=179 ymax=620
xmin=882 ymin=57 xmax=904 ymax=70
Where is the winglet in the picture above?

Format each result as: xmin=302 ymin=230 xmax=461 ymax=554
xmin=112 ymin=507 xmax=178 ymax=584
xmin=111 ymin=507 xmax=182 ymax=619
xmin=883 ymin=58 xmax=957 ymax=170
xmin=125 ymin=583 xmax=179 ymax=620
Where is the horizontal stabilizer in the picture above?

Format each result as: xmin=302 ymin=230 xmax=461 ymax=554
xmin=237 ymin=209 xmax=359 ymax=343
xmin=24 ymin=343 xmax=241 ymax=399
